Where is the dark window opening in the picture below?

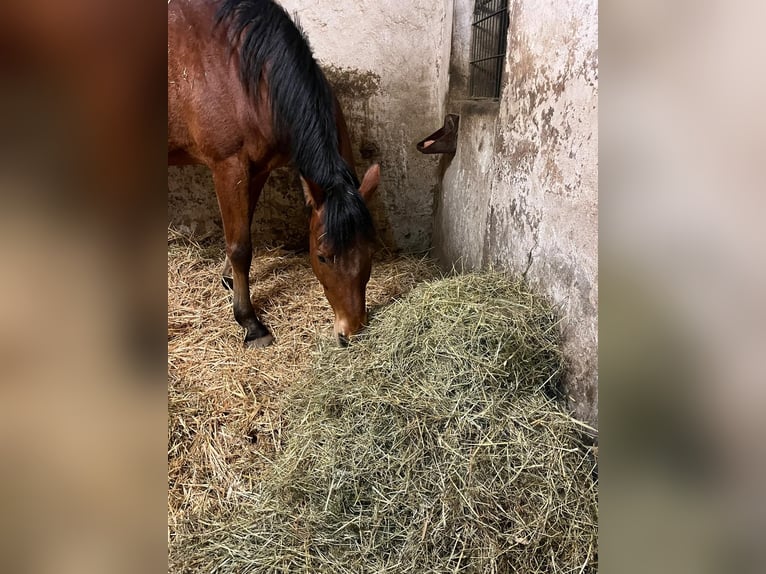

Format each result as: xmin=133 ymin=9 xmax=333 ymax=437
xmin=469 ymin=0 xmax=510 ymax=99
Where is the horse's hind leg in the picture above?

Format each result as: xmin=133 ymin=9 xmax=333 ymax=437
xmin=212 ymin=158 xmax=273 ymax=348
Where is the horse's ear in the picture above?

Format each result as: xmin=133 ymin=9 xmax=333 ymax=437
xmin=358 ymin=163 xmax=380 ymax=202
xmin=301 ymin=176 xmax=319 ymax=209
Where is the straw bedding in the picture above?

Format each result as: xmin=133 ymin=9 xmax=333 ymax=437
xmin=168 ymin=229 xmax=598 ymax=573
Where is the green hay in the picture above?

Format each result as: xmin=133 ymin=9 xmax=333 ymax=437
xmin=171 ymin=273 xmax=598 ymax=573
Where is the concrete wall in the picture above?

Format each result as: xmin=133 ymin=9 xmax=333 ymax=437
xmin=434 ymin=0 xmax=598 ymax=425
xmin=168 ymin=0 xmax=454 ymax=252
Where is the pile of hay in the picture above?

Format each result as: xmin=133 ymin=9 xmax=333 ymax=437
xmin=170 ymin=268 xmax=598 ymax=573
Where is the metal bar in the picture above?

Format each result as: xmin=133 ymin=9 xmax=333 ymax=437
xmin=472 ymin=7 xmax=508 ymax=26
xmin=484 ymin=3 xmax=491 ymax=96
xmin=493 ymin=1 xmax=500 ymax=97
xmin=483 ymin=2 xmax=492 ymax=97
xmin=496 ymin=2 xmax=501 ymax=95
xmin=486 ymin=5 xmax=495 ymax=94
xmin=487 ymin=3 xmax=500 ymax=97
xmin=469 ymin=6 xmax=477 ymax=95
xmin=468 ymin=53 xmax=505 ymax=65
xmin=494 ymin=7 xmax=506 ymax=97
xmin=476 ymin=8 xmax=486 ymax=96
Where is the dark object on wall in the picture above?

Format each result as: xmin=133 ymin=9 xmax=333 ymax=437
xmin=416 ymin=114 xmax=460 ymax=155
xmin=469 ymin=0 xmax=510 ymax=99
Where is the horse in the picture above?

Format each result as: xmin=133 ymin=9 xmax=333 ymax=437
xmin=168 ymin=0 xmax=380 ymax=348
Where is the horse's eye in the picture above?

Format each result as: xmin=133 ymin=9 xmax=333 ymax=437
xmin=317 ymin=255 xmax=328 ymax=264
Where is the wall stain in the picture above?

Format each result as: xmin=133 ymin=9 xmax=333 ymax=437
xmin=510 ymin=139 xmax=538 ymax=171
xmin=323 ymin=65 xmax=381 ymax=100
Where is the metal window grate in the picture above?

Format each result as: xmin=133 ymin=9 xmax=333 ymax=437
xmin=469 ymin=0 xmax=509 ymax=99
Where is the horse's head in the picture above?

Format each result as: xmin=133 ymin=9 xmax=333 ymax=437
xmin=303 ymin=164 xmax=380 ymax=345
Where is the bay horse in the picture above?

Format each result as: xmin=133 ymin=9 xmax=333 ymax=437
xmin=168 ymin=0 xmax=380 ymax=347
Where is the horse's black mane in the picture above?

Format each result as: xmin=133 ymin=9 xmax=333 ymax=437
xmin=215 ymin=0 xmax=375 ymax=253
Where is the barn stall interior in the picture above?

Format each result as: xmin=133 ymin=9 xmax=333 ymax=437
xmin=169 ymin=0 xmax=598 ymax=571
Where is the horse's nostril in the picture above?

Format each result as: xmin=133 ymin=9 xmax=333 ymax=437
xmin=338 ymin=333 xmax=350 ymax=347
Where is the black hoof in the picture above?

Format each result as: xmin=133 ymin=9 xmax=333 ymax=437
xmin=245 ymin=332 xmax=275 ymax=348
xmin=221 ymin=276 xmax=234 ymax=291
xmin=244 ymin=321 xmax=274 ymax=348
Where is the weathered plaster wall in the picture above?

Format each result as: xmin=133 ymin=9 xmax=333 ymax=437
xmin=168 ymin=0 xmax=453 ymax=251
xmin=435 ymin=0 xmax=598 ymax=425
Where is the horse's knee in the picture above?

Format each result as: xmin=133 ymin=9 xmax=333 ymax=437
xmin=227 ymin=240 xmax=251 ymax=268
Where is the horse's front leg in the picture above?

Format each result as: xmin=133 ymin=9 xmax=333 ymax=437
xmin=212 ymin=158 xmax=273 ymax=348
